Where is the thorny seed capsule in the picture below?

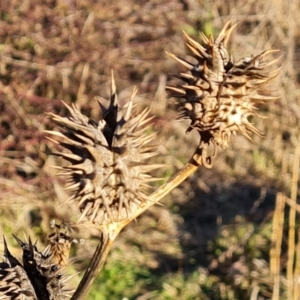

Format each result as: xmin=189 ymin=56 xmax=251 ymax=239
xmin=46 ymin=72 xmax=160 ymax=226
xmin=0 ymin=221 xmax=76 ymax=299
xmin=166 ymin=21 xmax=280 ymax=168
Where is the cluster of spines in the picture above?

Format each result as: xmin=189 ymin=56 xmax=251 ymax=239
xmin=0 ymin=221 xmax=76 ymax=300
xmin=46 ymin=72 xmax=160 ymax=226
xmin=166 ymin=21 xmax=280 ymax=167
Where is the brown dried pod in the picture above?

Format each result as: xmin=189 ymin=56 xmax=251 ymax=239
xmin=13 ymin=234 xmax=73 ymax=300
xmin=0 ymin=237 xmax=37 ymax=300
xmin=47 ymin=219 xmax=82 ymax=268
xmin=46 ymin=72 xmax=159 ymax=226
xmin=166 ymin=21 xmax=280 ymax=168
xmin=0 ymin=222 xmax=76 ymax=300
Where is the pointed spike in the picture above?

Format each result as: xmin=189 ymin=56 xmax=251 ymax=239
xmin=236 ymin=125 xmax=253 ymax=141
xmin=200 ymin=32 xmax=209 ymax=44
xmin=62 ymin=272 xmax=80 ymax=283
xmin=223 ymin=22 xmax=238 ymax=46
xmin=131 ymin=86 xmax=138 ymax=99
xmin=96 ymin=96 xmax=108 ymax=116
xmin=139 ymin=152 xmax=158 ymax=160
xmin=26 ymin=237 xmax=36 ymax=259
xmin=28 ymin=236 xmax=32 ymax=247
xmin=250 ymin=95 xmax=280 ymax=101
xmin=2 ymin=236 xmax=10 ymax=259
xmin=12 ymin=233 xmax=25 ymax=248
xmin=73 ymin=132 xmax=94 ymax=145
xmin=61 ymin=100 xmax=75 ymax=115
xmin=165 ymin=86 xmax=186 ymax=96
xmin=139 ymin=163 xmax=165 ymax=172
xmin=215 ymin=20 xmax=234 ymax=45
xmin=259 ymin=49 xmax=280 ymax=59
xmin=185 ymin=43 xmax=202 ymax=58
xmin=77 ymin=193 xmax=92 ymax=207
xmin=49 ymin=164 xmax=65 ymax=171
xmin=44 ymin=135 xmax=60 ymax=145
xmin=183 ymin=31 xmax=210 ymax=59
xmin=183 ymin=31 xmax=205 ymax=51
xmin=44 ymin=130 xmax=73 ymax=140
xmin=44 ymin=130 xmax=67 ymax=139
xmin=57 ymin=195 xmax=76 ymax=209
xmin=63 ymin=153 xmax=82 ymax=162
xmin=110 ymin=69 xmax=118 ymax=107
xmin=165 ymin=51 xmax=194 ymax=70
xmin=77 ymin=203 xmax=92 ymax=223
xmin=182 ymin=85 xmax=201 ymax=91
xmin=135 ymin=113 xmax=153 ymax=128
xmin=244 ymin=121 xmax=263 ymax=136
xmin=90 ymin=203 xmax=101 ymax=223
xmin=2 ymin=236 xmax=21 ymax=267
xmin=68 ymin=162 xmax=93 ymax=174
xmin=41 ymin=245 xmax=51 ymax=257
xmin=123 ymin=90 xmax=135 ymax=122
xmin=142 ymin=177 xmax=164 ymax=183
xmin=262 ymin=56 xmax=281 ymax=68
xmin=65 ymin=182 xmax=81 ymax=190
xmin=249 ymin=50 xmax=280 ymax=69
xmin=57 ymin=171 xmax=75 ymax=176
xmin=178 ymin=72 xmax=195 ymax=80
xmin=52 ymin=152 xmax=82 ymax=162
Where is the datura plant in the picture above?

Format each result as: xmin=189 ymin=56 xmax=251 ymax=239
xmin=166 ymin=21 xmax=280 ymax=168
xmin=0 ymin=21 xmax=280 ymax=300
xmin=46 ymin=73 xmax=160 ymax=226
xmin=0 ymin=221 xmax=79 ymax=300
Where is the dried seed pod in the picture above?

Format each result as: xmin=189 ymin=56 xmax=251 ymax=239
xmin=166 ymin=21 xmax=280 ymax=168
xmin=0 ymin=237 xmax=37 ymax=300
xmin=0 ymin=221 xmax=76 ymax=300
xmin=46 ymin=72 xmax=159 ymax=226
xmin=47 ymin=219 xmax=81 ymax=268
xmin=13 ymin=234 xmax=73 ymax=300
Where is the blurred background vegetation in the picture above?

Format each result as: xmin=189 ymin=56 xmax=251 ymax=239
xmin=0 ymin=0 xmax=299 ymax=299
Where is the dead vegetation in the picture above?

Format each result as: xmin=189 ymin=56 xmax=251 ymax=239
xmin=0 ymin=0 xmax=300 ymax=299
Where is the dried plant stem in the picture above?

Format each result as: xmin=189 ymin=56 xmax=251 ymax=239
xmin=71 ymin=230 xmax=115 ymax=300
xmin=287 ymin=136 xmax=300 ymax=300
xmin=291 ymin=137 xmax=300 ymax=300
xmin=270 ymin=192 xmax=285 ymax=300
xmin=295 ymin=227 xmax=300 ymax=300
xmin=71 ymin=150 xmax=203 ymax=300
xmin=141 ymin=150 xmax=203 ymax=215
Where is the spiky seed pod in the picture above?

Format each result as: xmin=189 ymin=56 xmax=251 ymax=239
xmin=47 ymin=219 xmax=81 ymax=268
xmin=46 ymin=73 xmax=159 ymax=226
xmin=0 ymin=222 xmax=76 ymax=300
xmin=166 ymin=21 xmax=280 ymax=168
xmin=0 ymin=237 xmax=37 ymax=300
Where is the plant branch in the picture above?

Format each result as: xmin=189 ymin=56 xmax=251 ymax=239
xmin=70 ymin=230 xmax=114 ymax=300
xmin=135 ymin=148 xmax=204 ymax=219
xmin=72 ymin=147 xmax=204 ymax=299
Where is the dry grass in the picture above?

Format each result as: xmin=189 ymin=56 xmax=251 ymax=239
xmin=0 ymin=0 xmax=300 ymax=299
